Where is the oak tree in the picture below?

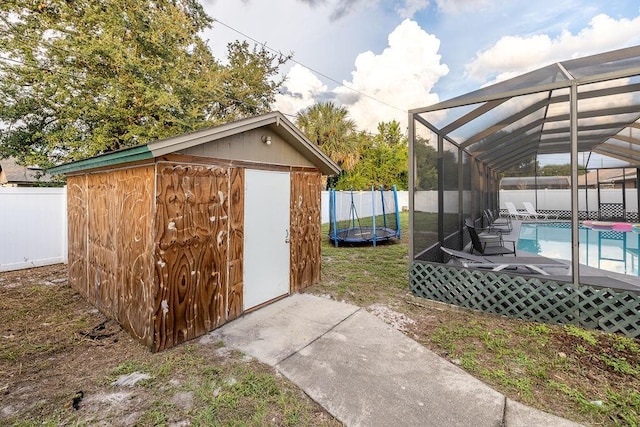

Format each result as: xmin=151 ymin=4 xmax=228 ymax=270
xmin=0 ymin=0 xmax=288 ymax=168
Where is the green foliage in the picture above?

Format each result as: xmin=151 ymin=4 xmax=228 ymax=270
xmin=539 ymin=163 xmax=587 ymax=176
xmin=500 ymin=155 xmax=540 ymax=177
xmin=0 ymin=1 xmax=288 ymax=168
xmin=296 ymin=101 xmax=359 ymax=172
xmin=216 ymin=40 xmax=290 ymax=122
xmin=335 ymin=120 xmax=409 ymax=190
xmin=414 ymin=137 xmax=438 ymax=190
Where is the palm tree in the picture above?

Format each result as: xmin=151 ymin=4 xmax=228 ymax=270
xmin=295 ymin=102 xmax=359 ymax=171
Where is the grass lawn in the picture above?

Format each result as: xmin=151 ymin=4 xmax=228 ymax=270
xmin=1 ymin=211 xmax=638 ymax=426
xmin=308 ymin=212 xmax=640 ymax=427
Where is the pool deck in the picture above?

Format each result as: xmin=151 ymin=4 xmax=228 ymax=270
xmin=496 ymin=219 xmax=640 ymax=293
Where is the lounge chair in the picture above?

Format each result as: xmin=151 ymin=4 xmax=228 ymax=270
xmin=505 ymin=201 xmax=531 ymax=220
xmin=522 ymin=202 xmax=558 ymax=220
xmin=465 ymin=217 xmax=503 ymax=243
xmin=441 ymin=247 xmax=568 ymax=276
xmin=483 ymin=209 xmax=512 ymax=233
xmin=465 ymin=218 xmax=517 ymax=256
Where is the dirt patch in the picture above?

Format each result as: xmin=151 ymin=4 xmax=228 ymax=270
xmin=367 ymin=303 xmax=415 ymax=332
xmin=0 ymin=264 xmax=340 ymax=426
xmin=4 ymin=240 xmax=640 ymax=426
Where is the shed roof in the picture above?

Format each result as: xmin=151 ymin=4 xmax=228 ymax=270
xmin=410 ymin=45 xmax=640 ymax=172
xmin=48 ymin=111 xmax=341 ymax=176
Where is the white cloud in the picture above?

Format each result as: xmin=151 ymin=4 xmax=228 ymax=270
xmin=275 ymin=19 xmax=449 ymax=132
xmin=435 ymin=0 xmax=492 ymax=14
xmin=465 ymin=13 xmax=640 ymax=84
xmin=273 ymin=64 xmax=328 ymax=115
xmin=337 ymin=19 xmax=448 ymax=131
xmin=397 ymin=0 xmax=430 ymax=18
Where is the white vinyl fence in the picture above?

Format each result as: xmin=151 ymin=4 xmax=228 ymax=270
xmin=0 ymin=187 xmax=67 ymax=272
xmin=11 ymin=187 xmax=624 ymax=272
xmin=500 ymin=189 xmax=639 ymax=214
xmin=1 ymin=188 xmax=407 ymax=272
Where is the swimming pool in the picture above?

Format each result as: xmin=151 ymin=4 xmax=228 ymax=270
xmin=518 ymin=222 xmax=640 ymax=277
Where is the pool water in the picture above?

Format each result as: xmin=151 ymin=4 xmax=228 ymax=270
xmin=518 ymin=222 xmax=640 ymax=277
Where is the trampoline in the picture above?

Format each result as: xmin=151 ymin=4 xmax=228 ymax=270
xmin=328 ymin=186 xmax=401 ymax=246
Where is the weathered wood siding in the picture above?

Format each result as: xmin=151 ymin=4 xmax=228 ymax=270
xmin=68 ymin=157 xmax=322 ymax=352
xmin=290 ymin=171 xmax=322 ymax=292
xmin=67 ymin=175 xmax=88 ymax=297
xmin=227 ymin=168 xmax=244 ymax=321
xmin=153 ymin=163 xmax=237 ymax=352
xmin=114 ymin=167 xmax=156 ymax=345
xmin=68 ymin=166 xmax=155 ymax=347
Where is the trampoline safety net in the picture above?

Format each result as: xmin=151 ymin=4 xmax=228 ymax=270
xmin=328 ymin=186 xmax=401 ymax=246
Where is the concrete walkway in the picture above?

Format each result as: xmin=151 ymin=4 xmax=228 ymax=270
xmin=201 ymin=294 xmax=583 ymax=427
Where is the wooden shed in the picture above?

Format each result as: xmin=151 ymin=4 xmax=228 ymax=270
xmin=49 ymin=112 xmax=340 ymax=352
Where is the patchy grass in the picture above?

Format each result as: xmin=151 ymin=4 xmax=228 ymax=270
xmin=3 ymin=212 xmax=640 ymax=426
xmin=309 ymin=212 xmax=640 ymax=427
xmin=0 ymin=264 xmax=340 ymax=426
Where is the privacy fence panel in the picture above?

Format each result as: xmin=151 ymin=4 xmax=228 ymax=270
xmin=0 ymin=187 xmax=67 ymax=272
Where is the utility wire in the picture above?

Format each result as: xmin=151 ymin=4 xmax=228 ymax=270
xmin=1 ymin=20 xmax=394 ymax=127
xmin=212 ymin=18 xmax=407 ymax=114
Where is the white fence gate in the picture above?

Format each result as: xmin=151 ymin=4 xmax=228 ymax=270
xmin=0 ymin=187 xmax=67 ymax=272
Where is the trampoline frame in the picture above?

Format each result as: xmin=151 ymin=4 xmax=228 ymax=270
xmin=328 ymin=186 xmax=401 ymax=247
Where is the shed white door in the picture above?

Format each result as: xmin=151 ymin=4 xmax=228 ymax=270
xmin=243 ymin=169 xmax=291 ymax=310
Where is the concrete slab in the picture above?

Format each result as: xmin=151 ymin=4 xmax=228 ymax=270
xmin=205 ymin=293 xmax=583 ymax=427
xmin=278 ymin=309 xmax=505 ymax=427
xmin=505 ymin=399 xmax=584 ymax=427
xmin=201 ymin=293 xmax=359 ymax=365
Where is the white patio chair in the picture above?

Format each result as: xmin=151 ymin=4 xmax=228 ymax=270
xmin=504 ymin=202 xmax=530 ymax=220
xmin=522 ymin=202 xmax=558 ymax=220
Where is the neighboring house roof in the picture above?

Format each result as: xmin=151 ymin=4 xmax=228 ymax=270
xmin=577 ymin=168 xmax=637 ymax=186
xmin=48 ymin=111 xmax=341 ymax=176
xmin=0 ymin=157 xmax=52 ymax=186
xmin=500 ymin=176 xmax=571 ymax=189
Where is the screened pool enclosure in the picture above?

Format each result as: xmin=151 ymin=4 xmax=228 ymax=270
xmin=408 ymin=46 xmax=640 ymax=337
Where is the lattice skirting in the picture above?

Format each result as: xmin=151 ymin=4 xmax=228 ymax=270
xmin=410 ymin=262 xmax=640 ymax=338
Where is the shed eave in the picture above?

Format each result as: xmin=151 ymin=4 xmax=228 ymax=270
xmin=47 ymin=145 xmax=153 ymax=175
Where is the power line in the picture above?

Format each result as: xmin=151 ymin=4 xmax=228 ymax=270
xmin=212 ymin=18 xmax=407 ymax=114
xmin=1 ymin=19 xmax=392 ymax=127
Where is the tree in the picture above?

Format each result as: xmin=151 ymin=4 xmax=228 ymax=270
xmin=501 ymin=155 xmax=539 ymax=177
xmin=335 ymin=121 xmax=408 ymax=190
xmin=539 ymin=163 xmax=587 ymax=176
xmin=295 ymin=102 xmax=359 ymax=171
xmin=414 ymin=137 xmax=438 ymax=190
xmin=0 ymin=0 xmax=288 ymax=169
xmin=214 ymin=40 xmax=289 ymax=121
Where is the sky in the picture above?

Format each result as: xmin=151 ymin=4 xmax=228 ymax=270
xmin=200 ymin=0 xmax=640 ymax=137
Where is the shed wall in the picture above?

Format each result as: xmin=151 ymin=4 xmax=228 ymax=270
xmin=67 ymin=166 xmax=156 ymax=347
xmin=290 ymin=171 xmax=322 ymax=292
xmin=153 ymin=163 xmax=243 ymax=352
xmin=68 ymin=159 xmax=323 ymax=352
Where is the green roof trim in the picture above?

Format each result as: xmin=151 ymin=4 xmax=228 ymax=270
xmin=47 ymin=145 xmax=153 ymax=175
